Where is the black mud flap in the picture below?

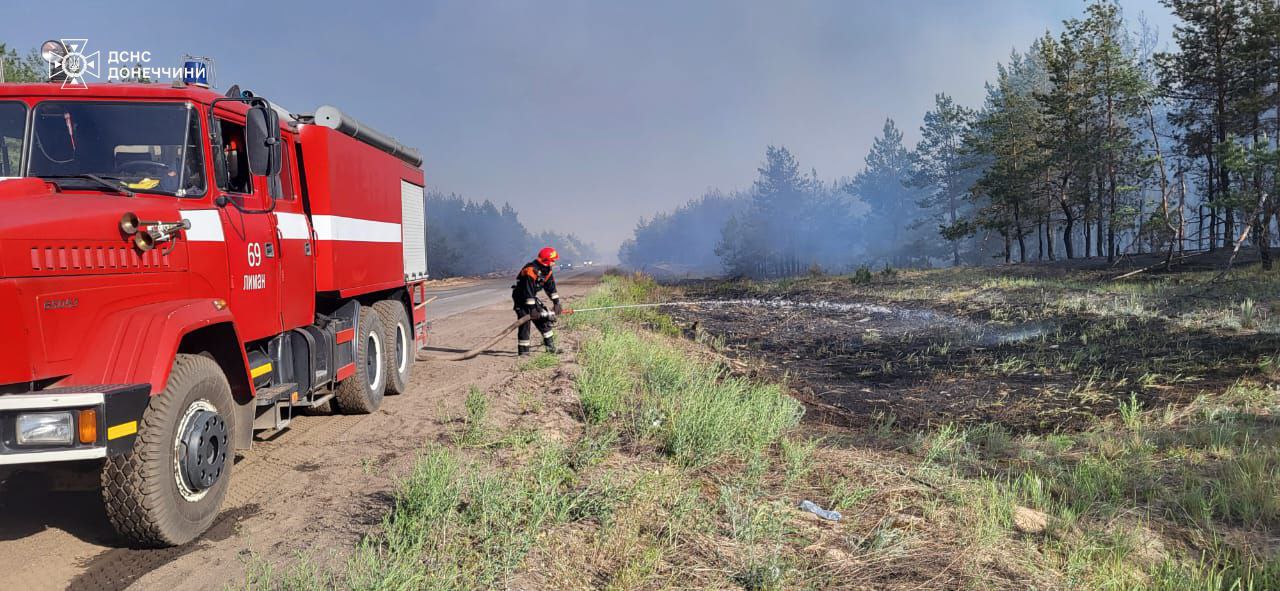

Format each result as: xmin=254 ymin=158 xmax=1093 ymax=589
xmin=102 ymin=384 xmax=151 ymax=455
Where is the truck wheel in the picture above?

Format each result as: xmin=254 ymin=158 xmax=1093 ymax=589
xmin=333 ymin=307 xmax=386 ymax=414
xmin=101 ymin=354 xmax=235 ymax=547
xmin=372 ymin=300 xmax=412 ymax=395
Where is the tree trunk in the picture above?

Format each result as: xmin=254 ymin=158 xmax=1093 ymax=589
xmin=1199 ymin=205 xmax=1207 ymax=251
xmin=1046 ymin=217 xmax=1056 ymax=261
xmin=1178 ymin=164 xmax=1187 ymax=253
xmin=1206 ymin=153 xmax=1219 ymax=251
xmin=1096 ymin=172 xmax=1106 ymax=258
xmin=1211 ymin=28 xmax=1232 ymax=249
xmin=1255 ymin=215 xmax=1272 ymax=271
xmin=1062 ymin=215 xmax=1075 ymax=259
xmin=1014 ymin=203 xmax=1027 ymax=263
xmin=948 ymin=184 xmax=960 ymax=267
xmin=1106 ymin=83 xmax=1117 ymax=264
xmin=1037 ymin=222 xmax=1045 ymax=261
xmin=1106 ymin=179 xmax=1116 ymax=260
xmin=1084 ymin=199 xmax=1093 ymax=258
xmin=1256 ymin=119 xmax=1272 ymax=271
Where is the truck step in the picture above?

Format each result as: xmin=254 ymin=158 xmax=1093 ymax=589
xmin=254 ymin=383 xmax=299 ymax=406
xmin=298 ymin=392 xmax=334 ymax=408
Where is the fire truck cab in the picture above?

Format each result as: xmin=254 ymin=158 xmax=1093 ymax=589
xmin=0 ymin=82 xmax=429 ymax=547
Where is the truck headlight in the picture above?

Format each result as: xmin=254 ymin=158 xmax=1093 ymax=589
xmin=16 ymin=412 xmax=74 ymax=445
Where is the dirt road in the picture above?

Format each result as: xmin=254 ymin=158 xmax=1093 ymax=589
xmin=0 ymin=272 xmax=600 ymax=591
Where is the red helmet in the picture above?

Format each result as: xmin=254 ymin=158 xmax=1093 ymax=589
xmin=537 ymin=247 xmax=559 ymax=265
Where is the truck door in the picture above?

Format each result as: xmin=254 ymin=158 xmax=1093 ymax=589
xmin=214 ymin=116 xmax=282 ymax=342
xmin=273 ymin=138 xmax=316 ymax=330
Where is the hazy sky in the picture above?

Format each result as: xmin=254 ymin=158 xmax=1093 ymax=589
xmin=2 ymin=1 xmax=1177 ymax=259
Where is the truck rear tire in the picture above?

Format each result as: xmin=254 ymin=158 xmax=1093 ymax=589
xmin=101 ymin=354 xmax=235 ymax=547
xmin=372 ymin=300 xmax=412 ymax=395
xmin=333 ymin=307 xmax=387 ymax=414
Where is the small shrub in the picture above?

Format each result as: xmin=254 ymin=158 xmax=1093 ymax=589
xmin=577 ymin=330 xmax=637 ymax=423
xmin=1258 ymin=352 xmax=1280 ymax=379
xmin=779 ymin=435 xmax=819 ymax=486
xmin=578 ymin=326 xmax=803 ymax=468
xmin=850 ymin=265 xmax=874 ymax=285
xmin=1118 ymin=393 xmax=1143 ymax=432
xmin=829 ymin=478 xmax=874 ymax=512
xmin=461 ymin=385 xmax=489 ymax=444
xmin=569 ymin=427 xmax=618 ymax=470
xmin=662 ymin=374 xmax=804 ymax=468
xmin=922 ymin=423 xmax=967 ymax=466
xmin=1239 ymin=298 xmax=1258 ymax=329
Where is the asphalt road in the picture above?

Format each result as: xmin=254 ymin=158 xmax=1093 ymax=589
xmin=423 ymin=268 xmax=588 ymax=320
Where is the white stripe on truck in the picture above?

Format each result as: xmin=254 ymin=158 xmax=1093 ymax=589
xmin=311 ymin=215 xmax=402 ymax=243
xmin=182 ymin=209 xmax=224 ymax=242
xmin=274 ymin=212 xmax=311 ymax=240
xmin=181 ymin=210 xmax=400 ymax=244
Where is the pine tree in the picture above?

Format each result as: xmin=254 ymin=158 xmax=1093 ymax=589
xmin=966 ymin=49 xmax=1051 ymax=263
xmin=1073 ymin=1 xmax=1151 ymax=262
xmin=1037 ymin=30 xmax=1094 ymax=259
xmin=1236 ymin=0 xmax=1280 ymax=268
xmin=911 ymin=94 xmax=978 ymax=266
xmin=849 ymin=119 xmax=918 ymax=263
xmin=1158 ymin=0 xmax=1253 ymax=250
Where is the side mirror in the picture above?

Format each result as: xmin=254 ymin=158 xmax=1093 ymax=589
xmin=245 ymin=105 xmax=281 ymax=177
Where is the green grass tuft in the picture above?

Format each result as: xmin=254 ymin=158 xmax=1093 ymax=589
xmin=577 ymin=327 xmax=803 ymax=468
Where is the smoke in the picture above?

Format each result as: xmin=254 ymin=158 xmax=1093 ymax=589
xmin=425 ymin=191 xmax=599 ymax=278
xmin=618 ymin=142 xmax=945 ymax=278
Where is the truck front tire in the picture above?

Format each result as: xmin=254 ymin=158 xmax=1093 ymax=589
xmin=101 ymin=354 xmax=235 ymax=547
xmin=372 ymin=300 xmax=412 ymax=395
xmin=333 ymin=307 xmax=387 ymax=414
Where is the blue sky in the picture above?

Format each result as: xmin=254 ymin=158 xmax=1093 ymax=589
xmin=2 ymin=1 xmax=1178 ymax=258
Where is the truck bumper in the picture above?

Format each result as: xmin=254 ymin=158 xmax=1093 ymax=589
xmin=0 ymin=384 xmax=150 ymax=466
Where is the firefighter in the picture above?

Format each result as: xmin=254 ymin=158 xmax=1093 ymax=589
xmin=512 ymin=247 xmax=562 ymax=355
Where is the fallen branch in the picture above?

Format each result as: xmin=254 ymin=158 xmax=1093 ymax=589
xmin=1111 ymin=249 xmax=1211 ymax=281
xmin=1211 ymin=191 xmax=1269 ymax=284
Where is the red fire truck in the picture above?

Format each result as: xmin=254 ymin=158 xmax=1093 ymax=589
xmin=0 ymin=80 xmax=429 ymax=546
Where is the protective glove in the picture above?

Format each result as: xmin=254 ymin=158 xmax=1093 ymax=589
xmin=553 ymin=300 xmax=563 ymax=315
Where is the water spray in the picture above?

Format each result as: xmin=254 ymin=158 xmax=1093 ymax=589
xmin=417 ymin=300 xmax=737 ymax=362
xmin=564 ymin=300 xmax=744 ymax=313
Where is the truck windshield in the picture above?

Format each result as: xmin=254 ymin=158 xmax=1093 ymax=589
xmin=0 ymin=102 xmax=24 ymax=178
xmin=27 ymin=101 xmax=205 ymax=197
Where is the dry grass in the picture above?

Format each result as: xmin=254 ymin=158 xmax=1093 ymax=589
xmin=246 ymin=269 xmax=1280 ymax=590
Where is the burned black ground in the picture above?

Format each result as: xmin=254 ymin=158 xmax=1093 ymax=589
xmin=670 ymin=257 xmax=1280 ymax=434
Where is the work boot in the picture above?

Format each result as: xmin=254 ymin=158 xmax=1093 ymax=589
xmin=543 ymin=337 xmax=560 ymax=354
xmin=518 ymin=344 xmax=532 ymax=356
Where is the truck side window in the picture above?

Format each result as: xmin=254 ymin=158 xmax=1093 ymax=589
xmin=278 ymin=138 xmax=295 ymax=200
xmin=0 ymin=102 xmax=25 ymax=177
xmin=217 ymin=119 xmax=252 ymax=194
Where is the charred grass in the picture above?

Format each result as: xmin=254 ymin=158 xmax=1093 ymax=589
xmin=668 ymin=264 xmax=1280 ymax=589
xmin=245 ymin=269 xmax=1278 ymax=590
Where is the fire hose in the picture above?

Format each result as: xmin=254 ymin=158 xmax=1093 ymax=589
xmin=414 ymin=312 xmax=549 ymax=362
xmin=415 ymin=301 xmax=734 ymax=362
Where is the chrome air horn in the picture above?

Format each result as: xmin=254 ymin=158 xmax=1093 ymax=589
xmin=120 ymin=212 xmax=192 ymax=251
